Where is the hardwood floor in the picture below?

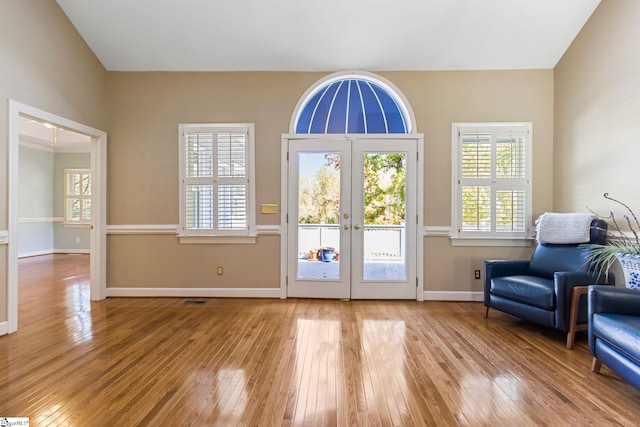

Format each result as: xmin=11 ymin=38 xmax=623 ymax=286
xmin=1 ymin=254 xmax=639 ymax=426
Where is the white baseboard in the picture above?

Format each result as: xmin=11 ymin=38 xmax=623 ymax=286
xmin=19 ymin=249 xmax=90 ymax=258
xmin=18 ymin=250 xmax=52 ymax=258
xmin=0 ymin=321 xmax=8 ymax=336
xmin=55 ymin=249 xmax=90 ymax=255
xmin=106 ymin=287 xmax=282 ymax=298
xmin=423 ymin=291 xmax=484 ymax=302
xmin=106 ymin=287 xmax=480 ymax=301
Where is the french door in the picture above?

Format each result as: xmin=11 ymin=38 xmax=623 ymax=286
xmin=286 ymin=138 xmax=417 ymax=299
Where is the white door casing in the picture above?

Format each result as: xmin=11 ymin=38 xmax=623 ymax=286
xmin=7 ymin=100 xmax=107 ymax=334
xmin=282 ymin=135 xmax=423 ymax=300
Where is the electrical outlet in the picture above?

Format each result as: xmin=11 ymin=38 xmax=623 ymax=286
xmin=75 ymin=237 xmax=80 ymax=244
xmin=217 ymin=267 xmax=223 ymax=276
xmin=474 ymin=270 xmax=481 ymax=280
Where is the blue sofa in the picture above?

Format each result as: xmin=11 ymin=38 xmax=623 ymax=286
xmin=589 ymin=285 xmax=640 ymax=390
xmin=484 ymin=219 xmax=613 ymax=346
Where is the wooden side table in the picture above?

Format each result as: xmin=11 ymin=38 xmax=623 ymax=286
xmin=566 ymin=285 xmax=589 ymax=349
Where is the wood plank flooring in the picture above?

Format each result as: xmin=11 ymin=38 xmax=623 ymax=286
xmin=1 ymin=254 xmax=639 ymax=426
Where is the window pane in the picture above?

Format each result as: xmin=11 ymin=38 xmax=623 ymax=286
xmin=218 ymin=184 xmax=247 ymax=230
xmin=66 ymin=199 xmax=81 ymax=221
xmin=461 ymin=133 xmax=491 ymax=178
xmin=496 ymin=190 xmax=526 ymax=232
xmin=217 ymin=132 xmax=246 ymax=178
xmin=186 ymin=184 xmax=214 ymax=230
xmin=186 ymin=132 xmax=214 ymax=178
xmin=66 ymin=173 xmax=82 ymax=196
xmin=363 ymin=153 xmax=406 ymax=225
xmin=462 ymin=186 xmax=491 ymax=231
xmin=496 ymin=136 xmax=525 ymax=178
xmin=81 ymin=174 xmax=91 ymax=195
xmin=82 ymin=199 xmax=92 ymax=221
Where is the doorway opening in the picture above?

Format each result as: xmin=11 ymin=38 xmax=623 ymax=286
xmin=7 ymin=100 xmax=107 ymax=334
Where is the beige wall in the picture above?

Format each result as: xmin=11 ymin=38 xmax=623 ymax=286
xmin=106 ymin=70 xmax=553 ymax=291
xmin=0 ymin=2 xmax=560 ymax=296
xmin=388 ymin=71 xmax=554 ymax=292
xmin=0 ymin=1 xmax=107 ymax=321
xmin=554 ymin=0 xmax=640 ymax=217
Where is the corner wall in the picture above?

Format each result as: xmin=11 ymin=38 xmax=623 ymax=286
xmin=554 ymin=0 xmax=640 ymax=215
xmin=554 ymin=0 xmax=640 ymax=287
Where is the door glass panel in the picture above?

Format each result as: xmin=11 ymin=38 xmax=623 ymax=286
xmin=296 ymin=152 xmax=341 ymax=280
xmin=362 ymin=152 xmax=407 ymax=281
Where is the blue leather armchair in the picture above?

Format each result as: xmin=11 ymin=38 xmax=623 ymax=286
xmin=589 ymin=285 xmax=640 ymax=390
xmin=484 ymin=219 xmax=613 ymax=347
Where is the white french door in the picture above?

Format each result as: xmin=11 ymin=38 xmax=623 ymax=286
xmin=286 ymin=137 xmax=418 ymax=299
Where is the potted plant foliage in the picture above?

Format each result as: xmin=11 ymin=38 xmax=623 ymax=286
xmin=587 ymin=193 xmax=640 ymax=289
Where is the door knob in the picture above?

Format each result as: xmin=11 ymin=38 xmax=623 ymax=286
xmin=354 ymin=224 xmax=361 ymax=230
xmin=343 ymin=224 xmax=350 ymax=230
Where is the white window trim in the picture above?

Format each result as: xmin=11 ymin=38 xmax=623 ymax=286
xmin=178 ymin=123 xmax=256 ymax=244
xmin=450 ymin=122 xmax=534 ymax=247
xmin=64 ymin=168 xmax=92 ymax=226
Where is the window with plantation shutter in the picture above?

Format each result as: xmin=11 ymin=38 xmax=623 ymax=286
xmin=179 ymin=124 xmax=256 ymax=243
xmin=64 ymin=169 xmax=92 ymax=225
xmin=451 ymin=123 xmax=532 ymax=244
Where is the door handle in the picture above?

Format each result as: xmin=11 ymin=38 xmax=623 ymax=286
xmin=343 ymin=224 xmax=350 ymax=230
xmin=354 ymin=224 xmax=361 ymax=230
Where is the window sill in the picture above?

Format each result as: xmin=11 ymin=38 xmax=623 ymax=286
xmin=178 ymin=235 xmax=257 ymax=244
xmin=64 ymin=222 xmax=92 ymax=229
xmin=450 ymin=237 xmax=534 ymax=247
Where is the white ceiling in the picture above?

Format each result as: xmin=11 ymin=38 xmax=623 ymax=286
xmin=56 ymin=0 xmax=601 ymax=72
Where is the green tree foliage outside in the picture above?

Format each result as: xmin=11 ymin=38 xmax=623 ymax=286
xmin=298 ymin=153 xmax=406 ymax=225
xmin=298 ymin=164 xmax=340 ymax=224
xmin=363 ymin=153 xmax=405 ymax=225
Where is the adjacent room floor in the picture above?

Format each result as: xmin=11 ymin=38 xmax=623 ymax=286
xmin=1 ymin=254 xmax=639 ymax=426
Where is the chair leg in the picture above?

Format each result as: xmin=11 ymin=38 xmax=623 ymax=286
xmin=566 ymin=286 xmax=589 ymax=349
xmin=566 ymin=330 xmax=575 ymax=350
xmin=484 ymin=306 xmax=489 ymax=318
xmin=591 ymin=357 xmax=603 ymax=373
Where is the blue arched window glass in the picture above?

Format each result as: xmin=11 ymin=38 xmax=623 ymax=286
xmin=295 ymin=77 xmax=410 ymax=134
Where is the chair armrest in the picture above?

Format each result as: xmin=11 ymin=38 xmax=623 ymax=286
xmin=588 ymin=285 xmax=640 ymax=355
xmin=483 ymin=260 xmax=530 ymax=306
xmin=589 ymin=285 xmax=640 ymax=317
xmin=554 ymin=272 xmax=614 ymax=331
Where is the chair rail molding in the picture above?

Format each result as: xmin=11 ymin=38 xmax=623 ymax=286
xmin=106 ymin=224 xmax=281 ymax=235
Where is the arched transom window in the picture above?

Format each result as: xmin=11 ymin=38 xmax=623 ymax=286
xmin=293 ymin=73 xmax=413 ymax=134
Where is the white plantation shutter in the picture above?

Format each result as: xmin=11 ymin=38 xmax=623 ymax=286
xmin=186 ymin=132 xmax=214 ymax=178
xmin=218 ymin=184 xmax=247 ymax=230
xmin=461 ymin=185 xmax=491 ymax=232
xmin=64 ymin=169 xmax=92 ymax=224
xmin=179 ymin=124 xmax=254 ymax=238
xmin=461 ymin=133 xmax=491 ymax=179
xmin=217 ymin=132 xmax=246 ymax=178
xmin=454 ymin=124 xmax=531 ymax=240
xmin=186 ymin=184 xmax=214 ymax=230
xmin=216 ymin=132 xmax=247 ymax=230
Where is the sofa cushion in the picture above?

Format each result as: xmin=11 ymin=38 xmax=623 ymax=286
xmin=592 ymin=313 xmax=640 ymax=366
xmin=490 ymin=275 xmax=555 ymax=310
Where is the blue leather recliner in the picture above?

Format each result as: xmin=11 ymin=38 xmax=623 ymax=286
xmin=589 ymin=285 xmax=640 ymax=390
xmin=484 ymin=219 xmax=613 ymax=346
